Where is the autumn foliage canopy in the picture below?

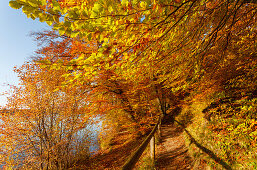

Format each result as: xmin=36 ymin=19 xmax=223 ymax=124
xmin=1 ymin=0 xmax=257 ymax=168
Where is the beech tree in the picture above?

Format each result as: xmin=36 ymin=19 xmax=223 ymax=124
xmin=8 ymin=0 xmax=256 ymax=132
xmin=32 ymin=30 xmax=159 ymax=136
xmin=8 ymin=0 xmax=256 ymax=97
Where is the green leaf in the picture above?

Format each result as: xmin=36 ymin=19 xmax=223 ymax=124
xmin=59 ymin=28 xmax=65 ymax=35
xmin=64 ymin=21 xmax=71 ymax=27
xmin=92 ymin=3 xmax=102 ymax=13
xmin=87 ymin=33 xmax=92 ymax=41
xmin=52 ymin=0 xmax=61 ymax=11
xmin=140 ymin=1 xmax=147 ymax=8
xmin=32 ymin=10 xmax=41 ymax=18
xmin=108 ymin=5 xmax=114 ymax=13
xmin=70 ymin=31 xmax=79 ymax=38
xmin=41 ymin=0 xmax=47 ymax=6
xmin=46 ymin=20 xmax=53 ymax=26
xmin=38 ymin=13 xmax=47 ymax=22
xmin=132 ymin=0 xmax=139 ymax=5
xmin=37 ymin=59 xmax=51 ymax=65
xmin=9 ymin=1 xmax=23 ymax=9
xmin=65 ymin=28 xmax=72 ymax=35
xmin=22 ymin=5 xmax=35 ymax=15
xmin=53 ymin=15 xmax=59 ymax=23
xmin=45 ymin=14 xmax=54 ymax=25
xmin=27 ymin=0 xmax=40 ymax=7
xmin=53 ymin=23 xmax=60 ymax=30
xmin=121 ymin=0 xmax=128 ymax=6
xmin=30 ymin=14 xmax=36 ymax=20
xmin=91 ymin=11 xmax=97 ymax=18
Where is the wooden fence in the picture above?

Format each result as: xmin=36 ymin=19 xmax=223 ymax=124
xmin=122 ymin=116 xmax=162 ymax=170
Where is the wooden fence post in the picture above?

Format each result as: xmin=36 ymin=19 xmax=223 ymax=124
xmin=150 ymin=136 xmax=155 ymax=160
xmin=158 ymin=123 xmax=161 ymax=139
xmin=122 ymin=116 xmax=161 ymax=170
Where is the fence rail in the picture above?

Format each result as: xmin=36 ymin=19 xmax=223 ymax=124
xmin=122 ymin=116 xmax=162 ymax=170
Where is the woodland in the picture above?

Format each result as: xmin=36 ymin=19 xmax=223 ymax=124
xmin=0 ymin=0 xmax=256 ymax=169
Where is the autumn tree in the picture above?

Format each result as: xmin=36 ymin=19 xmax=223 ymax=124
xmin=36 ymin=31 xmax=160 ymax=138
xmin=0 ymin=60 xmax=92 ymax=169
xmin=7 ymin=0 xmax=256 ymax=136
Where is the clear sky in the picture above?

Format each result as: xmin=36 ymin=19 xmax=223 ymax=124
xmin=0 ymin=0 xmax=49 ymax=107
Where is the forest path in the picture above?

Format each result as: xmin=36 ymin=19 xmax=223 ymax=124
xmin=155 ymin=119 xmax=192 ymax=170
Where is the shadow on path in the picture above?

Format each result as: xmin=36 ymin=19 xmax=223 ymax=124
xmin=156 ymin=120 xmax=191 ymax=170
xmin=175 ymin=120 xmax=232 ymax=170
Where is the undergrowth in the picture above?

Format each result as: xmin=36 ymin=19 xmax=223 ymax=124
xmin=177 ymin=94 xmax=257 ymax=169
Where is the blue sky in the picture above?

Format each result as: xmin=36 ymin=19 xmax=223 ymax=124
xmin=0 ymin=0 xmax=49 ymax=106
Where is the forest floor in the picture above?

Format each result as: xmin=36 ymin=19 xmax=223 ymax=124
xmin=155 ymin=116 xmax=192 ymax=170
xmin=78 ymin=116 xmax=194 ymax=169
xmin=77 ymin=130 xmax=145 ymax=169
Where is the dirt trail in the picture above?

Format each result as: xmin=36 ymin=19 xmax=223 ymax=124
xmin=156 ymin=120 xmax=192 ymax=170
